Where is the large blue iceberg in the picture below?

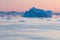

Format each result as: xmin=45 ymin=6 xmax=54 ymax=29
xmin=23 ymin=7 xmax=52 ymax=18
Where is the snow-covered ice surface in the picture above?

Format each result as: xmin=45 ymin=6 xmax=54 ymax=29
xmin=0 ymin=17 xmax=60 ymax=40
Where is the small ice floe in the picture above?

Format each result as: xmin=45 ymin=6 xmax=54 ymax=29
xmin=57 ymin=19 xmax=60 ymax=21
xmin=19 ymin=20 xmax=25 ymax=22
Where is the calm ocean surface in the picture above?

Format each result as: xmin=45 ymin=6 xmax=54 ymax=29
xmin=0 ymin=24 xmax=60 ymax=40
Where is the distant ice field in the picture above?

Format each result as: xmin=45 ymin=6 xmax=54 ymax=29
xmin=0 ymin=17 xmax=60 ymax=25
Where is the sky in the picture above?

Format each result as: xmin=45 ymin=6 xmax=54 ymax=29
xmin=0 ymin=0 xmax=60 ymax=12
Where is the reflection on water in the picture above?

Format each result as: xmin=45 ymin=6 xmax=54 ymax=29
xmin=0 ymin=24 xmax=60 ymax=40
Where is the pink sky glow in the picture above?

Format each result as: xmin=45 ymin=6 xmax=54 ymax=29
xmin=0 ymin=0 xmax=60 ymax=12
